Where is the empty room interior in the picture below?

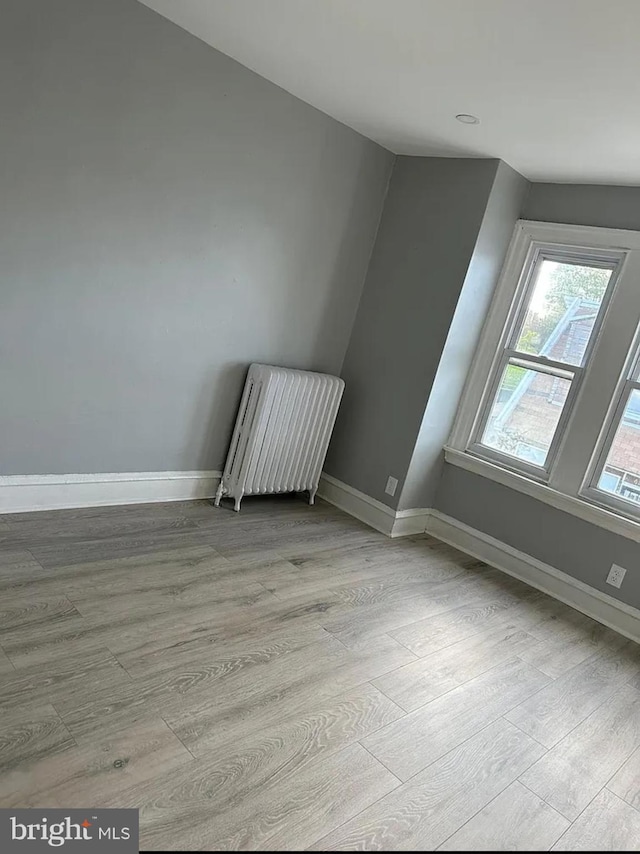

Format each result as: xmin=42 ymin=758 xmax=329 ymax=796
xmin=5 ymin=0 xmax=640 ymax=850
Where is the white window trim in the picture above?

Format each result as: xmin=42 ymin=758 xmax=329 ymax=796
xmin=448 ymin=219 xmax=640 ymax=543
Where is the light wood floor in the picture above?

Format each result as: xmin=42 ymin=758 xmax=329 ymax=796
xmin=2 ymin=495 xmax=640 ymax=850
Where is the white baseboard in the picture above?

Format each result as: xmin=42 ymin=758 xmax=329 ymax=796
xmin=391 ymin=508 xmax=433 ymax=537
xmin=0 ymin=471 xmax=222 ymax=513
xmin=318 ymin=473 xmax=429 ymax=537
xmin=426 ymin=509 xmax=640 ymax=646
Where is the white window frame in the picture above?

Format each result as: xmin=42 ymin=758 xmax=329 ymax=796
xmin=466 ymin=241 xmax=621 ymax=482
xmin=448 ymin=220 xmax=640 ymax=543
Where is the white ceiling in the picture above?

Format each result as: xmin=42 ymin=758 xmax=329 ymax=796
xmin=139 ymin=0 xmax=640 ymax=185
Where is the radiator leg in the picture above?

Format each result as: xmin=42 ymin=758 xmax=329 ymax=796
xmin=308 ymin=487 xmax=317 ymax=506
xmin=234 ymin=494 xmax=243 ymax=512
xmin=214 ymin=480 xmax=225 ymax=507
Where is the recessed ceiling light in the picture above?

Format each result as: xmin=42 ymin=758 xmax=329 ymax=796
xmin=455 ymin=113 xmax=480 ymax=125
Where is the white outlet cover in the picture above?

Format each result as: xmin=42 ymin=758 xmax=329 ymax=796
xmin=385 ymin=476 xmax=398 ymax=496
xmin=606 ymin=564 xmax=627 ymax=589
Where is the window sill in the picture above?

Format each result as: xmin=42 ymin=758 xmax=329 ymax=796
xmin=444 ymin=446 xmax=640 ymax=545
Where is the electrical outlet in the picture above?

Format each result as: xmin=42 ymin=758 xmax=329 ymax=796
xmin=606 ymin=563 xmax=627 ymax=589
xmin=385 ymin=475 xmax=398 ymax=496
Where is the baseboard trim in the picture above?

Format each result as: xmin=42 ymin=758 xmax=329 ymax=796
xmin=318 ymin=473 xmax=429 ymax=537
xmin=391 ymin=508 xmax=433 ymax=537
xmin=0 ymin=471 xmax=222 ymax=513
xmin=426 ymin=509 xmax=640 ymax=645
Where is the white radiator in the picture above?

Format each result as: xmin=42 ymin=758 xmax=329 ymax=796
xmin=215 ymin=364 xmax=345 ymax=511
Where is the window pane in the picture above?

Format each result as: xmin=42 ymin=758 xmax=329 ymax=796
xmin=597 ymin=390 xmax=640 ymax=505
xmin=514 ymin=259 xmax=612 ymax=366
xmin=480 ymin=362 xmax=571 ymax=466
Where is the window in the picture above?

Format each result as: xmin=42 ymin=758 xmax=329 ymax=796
xmin=587 ymin=360 xmax=640 ymax=513
xmin=469 ymin=246 xmax=618 ymax=477
xmin=450 ymin=220 xmax=640 ymax=531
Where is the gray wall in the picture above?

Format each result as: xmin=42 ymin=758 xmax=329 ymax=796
xmin=524 ymin=183 xmax=640 ymax=231
xmin=436 ymin=180 xmax=640 ymax=610
xmin=0 ymin=0 xmax=392 ymax=475
xmin=325 ymin=157 xmax=501 ymax=507
xmin=436 ymin=465 xmax=640 ymax=610
xmin=398 ymin=161 xmax=530 ymax=510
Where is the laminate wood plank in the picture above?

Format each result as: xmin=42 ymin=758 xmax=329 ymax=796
xmin=58 ymin=544 xmax=231 ymax=592
xmin=263 ymin=559 xmax=432 ymax=605
xmin=551 ymin=788 xmax=640 ymax=851
xmin=0 ymin=592 xmax=81 ymax=630
xmin=103 ymin=584 xmax=350 ymax=667
xmin=0 ymin=717 xmax=194 ymax=809
xmin=56 ymin=633 xmax=351 ymax=741
xmin=0 ymin=524 xmax=19 ymax=544
xmin=68 ymin=569 xmax=267 ymax=622
xmin=206 ymin=532 xmax=290 ymax=567
xmin=388 ymin=592 xmax=543 ymax=658
xmin=162 ymin=634 xmax=415 ymax=758
xmin=138 ymin=627 xmax=342 ymax=708
xmin=5 ymin=499 xmax=239 ymax=535
xmin=108 ymin=683 xmax=403 ymax=849
xmin=329 ymin=572 xmax=475 ymax=608
xmin=251 ymin=522 xmax=384 ymax=563
xmin=374 ymin=625 xmax=536 ymax=712
xmin=0 ymin=647 xmax=131 ymax=713
xmin=175 ymin=742 xmax=399 ymax=851
xmin=25 ymin=544 xmax=227 ymax=595
xmin=608 ymin=746 xmax=640 ymax=809
xmin=241 ymin=510 xmax=366 ymax=542
xmin=310 ymin=718 xmax=544 ymax=851
xmin=117 ymin=622 xmax=333 ymax=680
xmin=505 ymin=641 xmax=640 ymax=748
xmin=321 ymin=570 xmax=518 ymax=649
xmin=0 ymin=595 xmax=91 ymax=669
xmin=156 ymin=549 xmax=298 ymax=589
xmin=518 ymin=607 xmax=625 ymax=677
xmin=362 ymin=658 xmax=550 ymax=781
xmin=26 ymin=524 xmax=231 ymax=569
xmin=256 ymin=540 xmax=396 ymax=599
xmin=0 ymin=646 xmax=13 ymax=676
xmin=521 ymin=684 xmax=640 ymax=820
xmin=7 ymin=512 xmax=200 ymax=549
xmin=438 ymin=781 xmax=570 ymax=851
xmin=262 ymin=541 xmax=478 ymax=602
xmin=2 ymin=562 xmax=276 ymax=668
xmin=0 ymin=705 xmax=75 ymax=777
xmin=1 ymin=613 xmax=95 ymax=670
xmin=4 ymin=499 xmax=214 ymax=528
xmin=494 ymin=593 xmax=568 ymax=635
xmin=54 ymin=681 xmax=171 ymax=743
xmin=0 ymin=550 xmax=47 ymax=591
xmin=0 ymin=544 xmax=228 ymax=600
